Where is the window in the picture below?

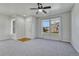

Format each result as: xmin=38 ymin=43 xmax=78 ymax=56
xmin=42 ymin=20 xmax=50 ymax=32
xmin=42 ymin=17 xmax=60 ymax=33
xmin=50 ymin=18 xmax=60 ymax=33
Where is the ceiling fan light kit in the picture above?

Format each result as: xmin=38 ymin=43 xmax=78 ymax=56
xmin=38 ymin=9 xmax=42 ymax=12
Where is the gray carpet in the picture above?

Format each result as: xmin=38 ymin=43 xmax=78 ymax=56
xmin=0 ymin=39 xmax=79 ymax=56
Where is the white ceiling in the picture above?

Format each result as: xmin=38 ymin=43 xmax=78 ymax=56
xmin=0 ymin=3 xmax=74 ymax=17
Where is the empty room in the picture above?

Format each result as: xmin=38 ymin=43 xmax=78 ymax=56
xmin=0 ymin=3 xmax=79 ymax=56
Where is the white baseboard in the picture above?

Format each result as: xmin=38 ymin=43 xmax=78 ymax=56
xmin=71 ymin=42 xmax=79 ymax=53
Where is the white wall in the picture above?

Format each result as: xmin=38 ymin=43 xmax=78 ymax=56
xmin=0 ymin=12 xmax=71 ymax=42
xmin=12 ymin=16 xmax=36 ymax=39
xmin=61 ymin=12 xmax=71 ymax=42
xmin=25 ymin=16 xmax=36 ymax=39
xmin=15 ymin=16 xmax=25 ymax=38
xmin=0 ymin=15 xmax=11 ymax=40
xmin=71 ymin=4 xmax=79 ymax=53
xmin=36 ymin=11 xmax=71 ymax=42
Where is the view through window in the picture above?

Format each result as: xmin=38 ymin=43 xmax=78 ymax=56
xmin=42 ymin=17 xmax=60 ymax=33
xmin=42 ymin=20 xmax=50 ymax=32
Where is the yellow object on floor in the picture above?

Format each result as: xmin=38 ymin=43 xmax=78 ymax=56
xmin=18 ymin=37 xmax=31 ymax=42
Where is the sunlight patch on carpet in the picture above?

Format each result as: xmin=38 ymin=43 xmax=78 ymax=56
xmin=18 ymin=37 xmax=31 ymax=42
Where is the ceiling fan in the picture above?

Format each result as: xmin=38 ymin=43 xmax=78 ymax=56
xmin=30 ymin=3 xmax=51 ymax=14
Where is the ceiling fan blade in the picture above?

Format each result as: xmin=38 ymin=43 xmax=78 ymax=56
xmin=30 ymin=8 xmax=38 ymax=10
xmin=43 ymin=6 xmax=51 ymax=9
xmin=42 ymin=10 xmax=47 ymax=14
